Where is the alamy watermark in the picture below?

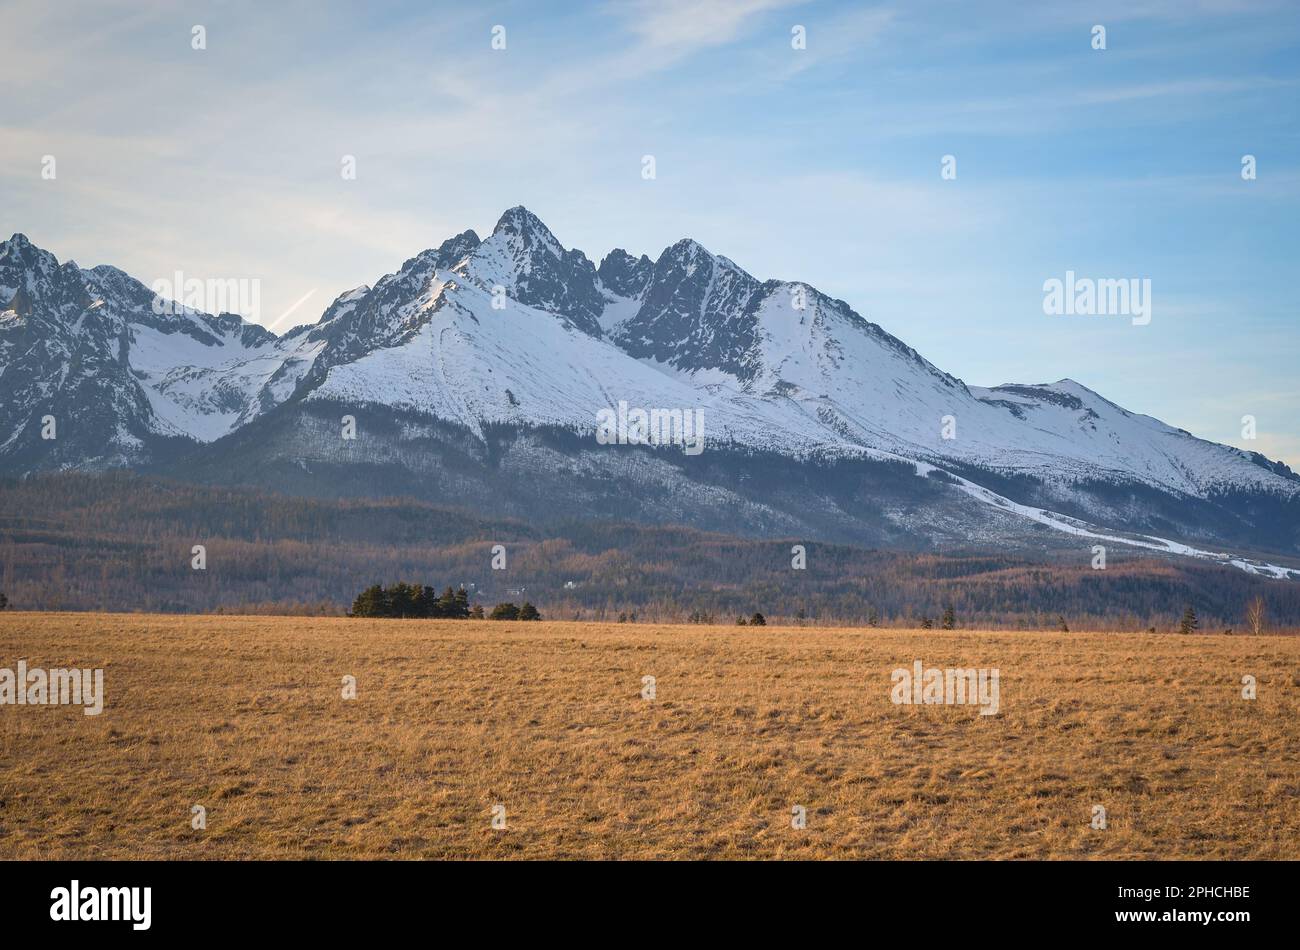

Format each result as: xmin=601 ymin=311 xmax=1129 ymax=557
xmin=595 ymin=401 xmax=705 ymax=455
xmin=890 ymin=660 xmax=1000 ymax=716
xmin=1 ymin=661 xmax=104 ymax=715
xmin=50 ymin=880 xmax=150 ymax=930
xmin=1042 ymin=271 xmax=1150 ymax=326
xmin=150 ymin=271 xmax=261 ymax=322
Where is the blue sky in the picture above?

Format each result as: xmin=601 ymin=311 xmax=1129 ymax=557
xmin=2 ymin=0 xmax=1297 ymax=465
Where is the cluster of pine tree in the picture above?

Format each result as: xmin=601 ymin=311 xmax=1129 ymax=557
xmin=349 ymin=583 xmax=543 ymax=621
xmin=350 ymin=583 xmax=471 ymax=619
xmin=488 ymin=602 xmax=541 ymax=621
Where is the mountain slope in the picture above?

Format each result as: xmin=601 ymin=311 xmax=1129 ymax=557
xmin=0 ymin=232 xmax=312 ymax=468
xmin=2 ymin=213 xmax=1297 ymax=569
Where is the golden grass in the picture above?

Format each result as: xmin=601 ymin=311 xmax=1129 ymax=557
xmin=0 ymin=612 xmax=1296 ymax=860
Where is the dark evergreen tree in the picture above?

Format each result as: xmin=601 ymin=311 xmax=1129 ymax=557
xmin=432 ymin=586 xmax=456 ymax=618
xmin=452 ymin=586 xmax=471 ymax=619
xmin=470 ymin=603 xmax=485 ymax=620
xmin=1179 ymin=605 xmax=1199 ymax=634
xmin=490 ymin=602 xmax=520 ymax=620
xmin=415 ymin=585 xmax=440 ymax=618
xmin=750 ymin=612 xmax=766 ymax=626
xmin=350 ymin=584 xmax=386 ymax=617
xmin=518 ymin=602 xmax=541 ymax=621
xmin=941 ymin=606 xmax=956 ymax=630
xmin=388 ymin=582 xmax=420 ymax=618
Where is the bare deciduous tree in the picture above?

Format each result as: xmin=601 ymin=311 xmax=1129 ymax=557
xmin=1245 ymin=595 xmax=1266 ymax=636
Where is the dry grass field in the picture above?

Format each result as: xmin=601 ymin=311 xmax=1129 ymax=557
xmin=0 ymin=612 xmax=1296 ymax=860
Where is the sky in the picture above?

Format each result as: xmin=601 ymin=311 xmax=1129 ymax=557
xmin=2 ymin=0 xmax=1298 ymax=466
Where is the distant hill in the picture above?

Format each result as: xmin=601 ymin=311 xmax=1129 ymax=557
xmin=1 ymin=473 xmax=1296 ymax=630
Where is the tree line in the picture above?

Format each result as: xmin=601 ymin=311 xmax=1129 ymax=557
xmin=3 ymin=473 xmax=1297 ymax=630
xmin=349 ymin=582 xmax=540 ymax=621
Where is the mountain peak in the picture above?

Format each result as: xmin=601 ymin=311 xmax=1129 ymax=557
xmin=0 ymin=232 xmax=61 ymax=290
xmin=485 ymin=206 xmax=568 ymax=266
xmin=597 ymin=248 xmax=654 ymax=299
xmin=433 ymin=228 xmax=481 ymax=264
xmin=601 ymin=247 xmax=640 ymax=265
xmin=493 ymin=206 xmax=554 ymax=241
xmin=1 ymin=232 xmax=44 ymax=263
xmin=459 ymin=208 xmax=603 ymax=336
xmin=1045 ymin=378 xmax=1107 ymax=401
xmin=662 ymin=236 xmax=710 ymax=261
xmin=656 ymin=238 xmax=753 ymax=282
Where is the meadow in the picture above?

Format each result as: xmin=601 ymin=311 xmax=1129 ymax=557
xmin=0 ymin=612 xmax=1296 ymax=859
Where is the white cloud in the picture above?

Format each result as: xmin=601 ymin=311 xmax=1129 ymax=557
xmin=614 ymin=0 xmax=806 ymax=53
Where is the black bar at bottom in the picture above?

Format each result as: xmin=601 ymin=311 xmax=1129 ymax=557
xmin=0 ymin=859 xmax=1284 ymax=938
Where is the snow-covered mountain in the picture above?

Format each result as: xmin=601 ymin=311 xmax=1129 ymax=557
xmin=2 ymin=211 xmax=1297 ymax=572
xmin=0 ymin=231 xmax=323 ymax=468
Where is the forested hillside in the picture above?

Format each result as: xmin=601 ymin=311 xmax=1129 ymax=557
xmin=1 ymin=473 xmax=1297 ymax=630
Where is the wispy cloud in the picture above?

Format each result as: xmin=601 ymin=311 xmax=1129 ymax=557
xmin=1075 ymin=77 xmax=1295 ymax=104
xmin=613 ymin=0 xmax=807 ymax=54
